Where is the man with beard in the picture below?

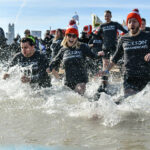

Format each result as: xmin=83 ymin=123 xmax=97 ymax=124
xmin=95 ymin=9 xmax=150 ymax=100
xmin=3 ymin=37 xmax=51 ymax=88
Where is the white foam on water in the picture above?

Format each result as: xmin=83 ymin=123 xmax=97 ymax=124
xmin=1 ymin=64 xmax=150 ymax=148
xmin=1 ymin=64 xmax=150 ymax=127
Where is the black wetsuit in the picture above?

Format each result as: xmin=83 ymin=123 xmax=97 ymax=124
xmin=51 ymin=38 xmax=63 ymax=59
xmin=49 ymin=43 xmax=101 ymax=90
xmin=98 ymin=21 xmax=128 ymax=58
xmin=145 ymin=27 xmax=150 ymax=32
xmin=41 ymin=36 xmax=54 ymax=60
xmin=9 ymin=51 xmax=51 ymax=88
xmin=87 ymin=34 xmax=103 ymax=75
xmin=79 ymin=32 xmax=92 ymax=44
xmin=88 ymin=34 xmax=103 ymax=53
xmin=112 ymin=31 xmax=150 ymax=91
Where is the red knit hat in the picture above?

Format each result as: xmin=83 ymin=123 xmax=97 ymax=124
xmin=50 ymin=30 xmax=56 ymax=35
xmin=83 ymin=25 xmax=92 ymax=35
xmin=65 ymin=19 xmax=79 ymax=37
xmin=126 ymin=9 xmax=142 ymax=26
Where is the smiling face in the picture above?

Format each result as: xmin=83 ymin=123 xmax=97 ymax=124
xmin=66 ymin=34 xmax=78 ymax=47
xmin=128 ymin=18 xmax=140 ymax=35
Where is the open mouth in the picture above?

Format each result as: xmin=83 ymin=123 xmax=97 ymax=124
xmin=131 ymin=26 xmax=135 ymax=30
xmin=69 ymin=40 xmax=74 ymax=44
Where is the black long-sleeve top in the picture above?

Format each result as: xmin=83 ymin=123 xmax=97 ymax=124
xmin=112 ymin=31 xmax=150 ymax=77
xmin=50 ymin=38 xmax=63 ymax=59
xmin=49 ymin=43 xmax=101 ymax=84
xmin=88 ymin=34 xmax=103 ymax=53
xmin=98 ymin=21 xmax=128 ymax=49
xmin=9 ymin=51 xmax=51 ymax=87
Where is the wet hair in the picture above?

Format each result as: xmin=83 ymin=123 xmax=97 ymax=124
xmin=142 ymin=18 xmax=146 ymax=23
xmin=21 ymin=37 xmax=35 ymax=46
xmin=104 ymin=10 xmax=112 ymax=15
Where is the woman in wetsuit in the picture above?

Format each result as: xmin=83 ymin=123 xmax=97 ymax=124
xmin=47 ymin=21 xmax=104 ymax=95
xmin=50 ymin=29 xmax=64 ymax=59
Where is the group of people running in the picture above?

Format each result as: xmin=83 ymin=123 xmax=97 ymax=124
xmin=2 ymin=8 xmax=150 ymax=102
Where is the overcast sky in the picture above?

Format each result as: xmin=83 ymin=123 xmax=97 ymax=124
xmin=0 ymin=0 xmax=150 ymax=37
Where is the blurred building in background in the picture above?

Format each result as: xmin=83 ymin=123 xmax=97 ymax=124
xmin=6 ymin=23 xmax=15 ymax=44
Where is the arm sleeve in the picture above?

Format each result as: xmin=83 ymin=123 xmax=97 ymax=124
xmin=88 ymin=38 xmax=93 ymax=44
xmin=49 ymin=48 xmax=64 ymax=71
xmin=117 ymin=23 xmax=128 ymax=33
xmin=111 ymin=37 xmax=124 ymax=64
xmin=51 ymin=41 xmax=62 ymax=59
xmin=82 ymin=44 xmax=101 ymax=59
xmin=30 ymin=55 xmax=49 ymax=83
xmin=146 ymin=27 xmax=150 ymax=31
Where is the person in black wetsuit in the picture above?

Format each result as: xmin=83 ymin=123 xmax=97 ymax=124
xmin=50 ymin=29 xmax=64 ymax=59
xmin=140 ymin=18 xmax=150 ymax=32
xmin=88 ymin=30 xmax=103 ymax=75
xmin=3 ymin=37 xmax=51 ymax=88
xmin=40 ymin=30 xmax=54 ymax=61
xmin=47 ymin=21 xmax=104 ymax=95
xmin=96 ymin=9 xmax=150 ymax=99
xmin=79 ymin=25 xmax=92 ymax=44
xmin=97 ymin=10 xmax=128 ymax=90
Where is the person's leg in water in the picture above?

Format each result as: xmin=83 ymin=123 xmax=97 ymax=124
xmin=124 ymin=88 xmax=138 ymax=97
xmin=65 ymin=82 xmax=86 ymax=96
xmin=115 ymin=76 xmax=149 ymax=105
xmin=93 ymin=46 xmax=118 ymax=101
xmin=93 ymin=76 xmax=109 ymax=101
xmin=93 ymin=58 xmax=110 ymax=101
xmin=123 ymin=75 xmax=150 ymax=98
xmin=102 ymin=57 xmax=110 ymax=85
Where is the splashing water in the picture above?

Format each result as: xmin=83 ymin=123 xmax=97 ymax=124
xmin=0 ymin=64 xmax=150 ymax=149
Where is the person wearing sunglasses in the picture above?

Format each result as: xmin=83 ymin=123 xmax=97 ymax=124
xmin=47 ymin=21 xmax=104 ymax=95
xmin=3 ymin=37 xmax=51 ymax=88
